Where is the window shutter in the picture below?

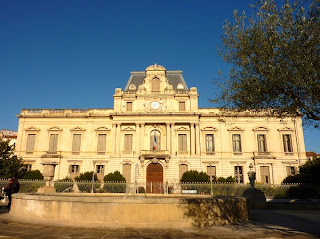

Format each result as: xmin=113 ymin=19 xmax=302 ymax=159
xmin=126 ymin=102 xmax=132 ymax=111
xmin=206 ymin=166 xmax=216 ymax=176
xmin=97 ymin=134 xmax=107 ymax=152
xmin=49 ymin=134 xmax=58 ymax=153
xmin=152 ymin=78 xmax=160 ymax=92
xmin=72 ymin=134 xmax=81 ymax=153
xmin=179 ymin=102 xmax=185 ymax=111
xmin=124 ymin=134 xmax=133 ymax=152
xmin=122 ymin=163 xmax=131 ymax=183
xmin=26 ymin=134 xmax=36 ymax=152
xmin=179 ymin=164 xmax=188 ymax=179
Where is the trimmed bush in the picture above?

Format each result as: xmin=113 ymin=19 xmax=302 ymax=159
xmin=216 ymin=176 xmax=235 ymax=183
xmin=104 ymin=171 xmax=126 ymax=182
xmin=21 ymin=170 xmax=43 ymax=180
xmin=180 ymin=170 xmax=210 ymax=183
xmin=74 ymin=171 xmax=98 ymax=182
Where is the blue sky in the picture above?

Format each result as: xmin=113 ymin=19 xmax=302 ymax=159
xmin=0 ymin=0 xmax=318 ymax=152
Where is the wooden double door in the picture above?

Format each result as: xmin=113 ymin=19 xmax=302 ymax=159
xmin=146 ymin=163 xmax=163 ymax=194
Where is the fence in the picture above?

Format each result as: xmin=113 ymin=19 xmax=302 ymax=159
xmin=0 ymin=179 xmax=319 ymax=198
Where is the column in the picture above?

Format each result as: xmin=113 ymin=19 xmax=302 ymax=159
xmin=112 ymin=123 xmax=117 ymax=154
xmin=140 ymin=123 xmax=145 ymax=152
xmin=116 ymin=123 xmax=121 ymax=155
xmin=191 ymin=123 xmax=195 ymax=156
xmin=170 ymin=123 xmax=174 ymax=155
xmin=166 ymin=123 xmax=171 ymax=152
xmin=136 ymin=123 xmax=140 ymax=155
xmin=195 ymin=123 xmax=200 ymax=155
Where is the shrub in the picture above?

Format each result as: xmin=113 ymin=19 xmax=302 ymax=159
xmin=180 ymin=170 xmax=210 ymax=183
xmin=74 ymin=171 xmax=98 ymax=182
xmin=21 ymin=170 xmax=43 ymax=180
xmin=104 ymin=171 xmax=126 ymax=182
xmin=216 ymin=176 xmax=235 ymax=183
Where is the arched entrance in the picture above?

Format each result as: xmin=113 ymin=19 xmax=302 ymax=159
xmin=146 ymin=163 xmax=163 ymax=194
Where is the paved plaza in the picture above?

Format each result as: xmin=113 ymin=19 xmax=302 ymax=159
xmin=0 ymin=206 xmax=319 ymax=239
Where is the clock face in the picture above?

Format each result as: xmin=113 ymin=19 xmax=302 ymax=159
xmin=151 ymin=101 xmax=160 ymax=109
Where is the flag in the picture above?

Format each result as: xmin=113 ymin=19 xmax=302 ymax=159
xmin=153 ymin=132 xmax=157 ymax=150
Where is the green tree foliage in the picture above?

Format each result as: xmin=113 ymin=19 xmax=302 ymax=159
xmin=21 ymin=170 xmax=44 ymax=180
xmin=0 ymin=138 xmax=24 ymax=178
xmin=215 ymin=0 xmax=320 ymax=126
xmin=180 ymin=170 xmax=210 ymax=183
xmin=283 ymin=157 xmax=320 ymax=184
xmin=103 ymin=171 xmax=126 ymax=182
xmin=74 ymin=171 xmax=98 ymax=182
xmin=216 ymin=176 xmax=236 ymax=183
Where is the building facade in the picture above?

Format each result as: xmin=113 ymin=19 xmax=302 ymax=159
xmin=16 ymin=64 xmax=307 ymax=189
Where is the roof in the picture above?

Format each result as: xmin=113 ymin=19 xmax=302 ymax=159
xmin=124 ymin=70 xmax=188 ymax=92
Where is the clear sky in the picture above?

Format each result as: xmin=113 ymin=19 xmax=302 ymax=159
xmin=0 ymin=0 xmax=318 ymax=152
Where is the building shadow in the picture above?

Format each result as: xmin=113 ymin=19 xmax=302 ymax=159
xmin=249 ymin=209 xmax=320 ymax=237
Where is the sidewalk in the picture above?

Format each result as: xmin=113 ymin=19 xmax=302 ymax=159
xmin=0 ymin=205 xmax=319 ymax=239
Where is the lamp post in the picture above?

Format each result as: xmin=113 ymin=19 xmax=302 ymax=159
xmin=209 ymin=163 xmax=213 ymax=196
xmin=91 ymin=162 xmax=96 ymax=193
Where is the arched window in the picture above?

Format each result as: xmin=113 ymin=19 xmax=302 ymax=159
xmin=150 ymin=130 xmax=161 ymax=150
xmin=151 ymin=78 xmax=160 ymax=93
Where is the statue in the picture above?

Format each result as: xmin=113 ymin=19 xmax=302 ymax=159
xmin=248 ymin=170 xmax=256 ymax=187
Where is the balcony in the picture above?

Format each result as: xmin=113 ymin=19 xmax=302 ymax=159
xmin=140 ymin=150 xmax=170 ymax=158
xmin=41 ymin=151 xmax=62 ymax=159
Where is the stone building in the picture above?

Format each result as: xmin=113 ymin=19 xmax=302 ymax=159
xmin=15 ymin=64 xmax=307 ymax=191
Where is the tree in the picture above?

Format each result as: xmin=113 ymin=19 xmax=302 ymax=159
xmin=215 ymin=0 xmax=320 ymax=126
xmin=180 ymin=170 xmax=210 ymax=183
xmin=103 ymin=171 xmax=126 ymax=182
xmin=0 ymin=138 xmax=24 ymax=178
xmin=74 ymin=171 xmax=98 ymax=181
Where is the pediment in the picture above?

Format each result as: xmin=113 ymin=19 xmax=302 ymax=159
xmin=95 ymin=127 xmax=110 ymax=131
xmin=70 ymin=127 xmax=86 ymax=132
xmin=227 ymin=126 xmax=244 ymax=131
xmin=176 ymin=127 xmax=189 ymax=131
xmin=25 ymin=126 xmax=40 ymax=132
xmin=253 ymin=126 xmax=269 ymax=131
xmin=278 ymin=127 xmax=294 ymax=131
xmin=202 ymin=127 xmax=218 ymax=131
xmin=47 ymin=126 xmax=63 ymax=131
xmin=122 ymin=127 xmax=135 ymax=131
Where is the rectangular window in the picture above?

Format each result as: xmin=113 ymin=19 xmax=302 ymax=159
xmin=257 ymin=134 xmax=267 ymax=152
xmin=69 ymin=165 xmax=80 ymax=176
xmin=96 ymin=165 xmax=105 ymax=174
xmin=260 ymin=166 xmax=270 ymax=184
xmin=178 ymin=134 xmax=187 ymax=152
xmin=207 ymin=166 xmax=216 ymax=181
xmin=179 ymin=164 xmax=188 ymax=179
xmin=72 ymin=134 xmax=81 ymax=154
xmin=48 ymin=134 xmax=58 ymax=153
xmin=206 ymin=134 xmax=214 ymax=152
xmin=234 ymin=166 xmax=244 ymax=184
xmin=26 ymin=134 xmax=36 ymax=153
xmin=122 ymin=163 xmax=131 ymax=184
xmin=24 ymin=164 xmax=32 ymax=172
xmin=124 ymin=134 xmax=133 ymax=152
xmin=232 ymin=134 xmax=242 ymax=152
xmin=283 ymin=134 xmax=293 ymax=152
xmin=97 ymin=134 xmax=107 ymax=153
xmin=179 ymin=102 xmax=185 ymax=111
xmin=286 ymin=166 xmax=296 ymax=176
xmin=126 ymin=102 xmax=132 ymax=112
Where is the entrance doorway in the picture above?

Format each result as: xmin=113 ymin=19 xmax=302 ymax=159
xmin=146 ymin=163 xmax=163 ymax=194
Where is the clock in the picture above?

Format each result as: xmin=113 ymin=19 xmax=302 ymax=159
xmin=151 ymin=101 xmax=160 ymax=110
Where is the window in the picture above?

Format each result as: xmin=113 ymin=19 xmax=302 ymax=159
xmin=283 ymin=134 xmax=293 ymax=152
xmin=179 ymin=164 xmax=188 ymax=179
xmin=72 ymin=134 xmax=82 ymax=154
xmin=48 ymin=134 xmax=58 ymax=153
xmin=126 ymin=102 xmax=132 ymax=112
xmin=286 ymin=166 xmax=296 ymax=176
xmin=122 ymin=163 xmax=131 ymax=183
xmin=150 ymin=130 xmax=161 ymax=150
xmin=151 ymin=78 xmax=160 ymax=93
xmin=207 ymin=166 xmax=216 ymax=181
xmin=178 ymin=134 xmax=187 ymax=152
xmin=232 ymin=134 xmax=242 ymax=152
xmin=260 ymin=166 xmax=270 ymax=184
xmin=179 ymin=102 xmax=185 ymax=111
xmin=257 ymin=134 xmax=267 ymax=152
xmin=234 ymin=166 xmax=244 ymax=184
xmin=96 ymin=165 xmax=105 ymax=181
xmin=124 ymin=134 xmax=133 ymax=152
xmin=206 ymin=134 xmax=214 ymax=153
xmin=26 ymin=134 xmax=36 ymax=153
xmin=24 ymin=164 xmax=32 ymax=172
xmin=69 ymin=165 xmax=80 ymax=178
xmin=97 ymin=134 xmax=107 ymax=154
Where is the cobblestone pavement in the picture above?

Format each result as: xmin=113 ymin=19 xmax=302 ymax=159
xmin=0 ymin=207 xmax=319 ymax=239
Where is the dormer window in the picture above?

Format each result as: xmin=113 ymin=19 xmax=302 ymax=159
xmin=152 ymin=78 xmax=160 ymax=93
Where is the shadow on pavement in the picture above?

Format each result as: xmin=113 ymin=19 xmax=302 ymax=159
xmin=0 ymin=205 xmax=9 ymax=215
xmin=249 ymin=209 xmax=320 ymax=237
